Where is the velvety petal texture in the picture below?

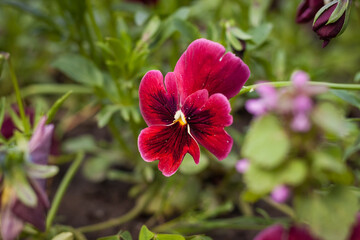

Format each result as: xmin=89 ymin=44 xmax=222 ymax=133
xmin=183 ymin=91 xmax=233 ymax=160
xmin=174 ymin=38 xmax=250 ymax=103
xmin=138 ymin=124 xmax=200 ymax=176
xmin=254 ymin=224 xmax=318 ymax=240
xmin=139 ymin=71 xmax=179 ymax=126
xmin=138 ymin=39 xmax=250 ymax=176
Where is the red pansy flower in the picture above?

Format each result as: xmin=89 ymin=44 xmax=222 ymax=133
xmin=138 ymin=39 xmax=250 ymax=176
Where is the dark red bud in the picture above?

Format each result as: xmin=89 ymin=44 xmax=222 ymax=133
xmin=296 ymin=0 xmax=324 ymax=23
xmin=312 ymin=3 xmax=346 ymax=47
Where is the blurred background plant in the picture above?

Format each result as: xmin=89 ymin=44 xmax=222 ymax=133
xmin=1 ymin=0 xmax=360 ymax=239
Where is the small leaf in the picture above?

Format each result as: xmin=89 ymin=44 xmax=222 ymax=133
xmin=295 ymin=185 xmax=358 ymax=240
xmin=96 ymin=105 xmax=122 ymax=128
xmin=52 ymin=232 xmax=74 ymax=240
xmin=156 ymin=234 xmax=185 ymax=240
xmin=139 ymin=225 xmax=154 ymax=240
xmin=47 ymin=91 xmax=72 ymax=123
xmin=52 ymin=54 xmax=103 ymax=87
xmin=327 ymin=0 xmax=348 ymax=24
xmin=142 ymin=16 xmax=161 ymax=42
xmin=12 ymin=172 xmax=37 ymax=207
xmin=243 ymin=115 xmax=290 ymax=169
xmin=26 ymin=163 xmax=59 ymax=179
xmin=330 ymin=90 xmax=360 ymax=109
xmin=312 ymin=102 xmax=348 ymax=138
xmin=226 ymin=31 xmax=243 ymax=51
xmin=179 ymin=154 xmax=208 ymax=175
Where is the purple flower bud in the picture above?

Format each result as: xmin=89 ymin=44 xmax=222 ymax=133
xmin=312 ymin=2 xmax=346 ymax=47
xmin=236 ymin=159 xmax=250 ymax=173
xmin=271 ymin=185 xmax=291 ymax=203
xmin=291 ymin=70 xmax=310 ymax=88
xmin=296 ymin=0 xmax=324 ymax=23
xmin=29 ymin=117 xmax=54 ymax=166
xmin=291 ymin=113 xmax=311 ymax=132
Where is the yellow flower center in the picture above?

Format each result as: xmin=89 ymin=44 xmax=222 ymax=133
xmin=173 ymin=110 xmax=187 ymax=126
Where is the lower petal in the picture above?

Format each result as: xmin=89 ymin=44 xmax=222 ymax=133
xmin=138 ymin=124 xmax=200 ymax=176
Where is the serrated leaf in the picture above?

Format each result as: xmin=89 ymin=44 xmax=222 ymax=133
xmin=139 ymin=225 xmax=154 ymax=240
xmin=243 ymin=115 xmax=289 ymax=169
xmin=295 ymin=186 xmax=358 ymax=240
xmin=52 ymin=54 xmax=103 ymax=87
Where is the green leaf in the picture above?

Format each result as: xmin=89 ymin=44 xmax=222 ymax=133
xmin=52 ymin=54 xmax=103 ymax=87
xmin=139 ymin=225 xmax=154 ymax=240
xmin=230 ymin=27 xmax=252 ymax=40
xmin=63 ymin=135 xmax=97 ymax=153
xmin=330 ymin=90 xmax=360 ymax=109
xmin=186 ymin=235 xmax=212 ymax=240
xmin=312 ymin=102 xmax=348 ymax=138
xmin=52 ymin=232 xmax=74 ymax=240
xmin=156 ymin=234 xmax=185 ymax=240
xmin=142 ymin=16 xmax=161 ymax=42
xmin=243 ymin=115 xmax=290 ymax=169
xmin=0 ymin=52 xmax=8 ymax=78
xmin=172 ymin=18 xmax=200 ymax=41
xmin=354 ymin=72 xmax=360 ymax=82
xmin=96 ymin=105 xmax=122 ymax=128
xmin=247 ymin=23 xmax=273 ymax=50
xmin=179 ymin=154 xmax=208 ymax=175
xmin=295 ymin=186 xmax=358 ymax=240
xmin=47 ymin=91 xmax=72 ymax=123
xmin=12 ymin=172 xmax=37 ymax=207
xmin=26 ymin=163 xmax=59 ymax=179
xmin=226 ymin=31 xmax=243 ymax=51
xmin=245 ymin=160 xmax=307 ymax=194
xmin=83 ymin=157 xmax=112 ymax=182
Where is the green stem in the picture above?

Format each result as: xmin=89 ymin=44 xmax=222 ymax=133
xmin=86 ymin=0 xmax=102 ymax=41
xmin=239 ymin=81 xmax=360 ymax=95
xmin=46 ymin=152 xmax=85 ymax=230
xmin=76 ymin=183 xmax=158 ymax=233
xmin=108 ymin=119 xmax=134 ymax=158
xmin=6 ymin=54 xmax=30 ymax=135
xmin=263 ymin=197 xmax=295 ymax=219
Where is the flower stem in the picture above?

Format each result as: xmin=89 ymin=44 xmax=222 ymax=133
xmin=263 ymin=197 xmax=295 ymax=219
xmin=46 ymin=152 xmax=85 ymax=230
xmin=76 ymin=182 xmax=158 ymax=233
xmin=4 ymin=53 xmax=30 ymax=135
xmin=239 ymin=81 xmax=360 ymax=95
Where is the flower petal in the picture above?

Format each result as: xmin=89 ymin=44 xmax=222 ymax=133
xmin=183 ymin=92 xmax=233 ymax=160
xmin=254 ymin=224 xmax=285 ymax=240
xmin=174 ymin=39 xmax=250 ymax=103
xmin=139 ymin=70 xmax=179 ymax=126
xmin=138 ymin=123 xmax=200 ymax=176
xmin=29 ymin=116 xmax=54 ymax=166
xmin=1 ymin=203 xmax=24 ymax=240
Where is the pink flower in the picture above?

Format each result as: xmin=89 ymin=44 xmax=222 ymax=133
xmin=271 ymin=185 xmax=291 ymax=203
xmin=254 ymin=224 xmax=318 ymax=240
xmin=236 ymin=159 xmax=250 ymax=173
xmin=138 ymin=39 xmax=250 ymax=176
xmin=245 ymin=84 xmax=278 ymax=116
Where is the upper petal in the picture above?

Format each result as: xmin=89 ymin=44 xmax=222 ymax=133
xmin=138 ymin=123 xmax=200 ymax=176
xmin=139 ymin=70 xmax=179 ymax=126
xmin=183 ymin=92 xmax=233 ymax=160
xmin=174 ymin=39 xmax=250 ymax=103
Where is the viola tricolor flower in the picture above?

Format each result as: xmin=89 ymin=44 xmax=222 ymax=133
xmin=0 ymin=117 xmax=56 ymax=240
xmin=138 ymin=39 xmax=250 ymax=176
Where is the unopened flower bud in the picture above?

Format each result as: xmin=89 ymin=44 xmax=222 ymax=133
xmin=296 ymin=0 xmax=324 ymax=23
